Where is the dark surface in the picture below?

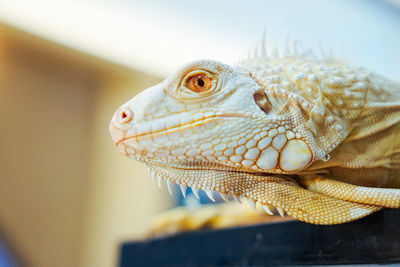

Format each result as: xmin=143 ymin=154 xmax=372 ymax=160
xmin=119 ymin=209 xmax=400 ymax=266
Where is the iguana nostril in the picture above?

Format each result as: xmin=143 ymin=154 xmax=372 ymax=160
xmin=117 ymin=108 xmax=133 ymax=124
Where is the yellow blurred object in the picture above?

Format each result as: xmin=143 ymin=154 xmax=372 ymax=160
xmin=146 ymin=202 xmax=293 ymax=239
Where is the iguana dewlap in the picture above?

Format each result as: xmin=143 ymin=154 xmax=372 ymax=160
xmin=109 ymin=45 xmax=400 ymax=225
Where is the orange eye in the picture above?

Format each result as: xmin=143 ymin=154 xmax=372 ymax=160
xmin=186 ymin=74 xmax=212 ymax=93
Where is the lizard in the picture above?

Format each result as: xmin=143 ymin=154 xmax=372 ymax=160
xmin=109 ymin=38 xmax=400 ymax=234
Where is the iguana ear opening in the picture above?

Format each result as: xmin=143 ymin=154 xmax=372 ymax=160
xmin=254 ymin=89 xmax=272 ymax=115
xmin=149 ymin=165 xmax=381 ymax=224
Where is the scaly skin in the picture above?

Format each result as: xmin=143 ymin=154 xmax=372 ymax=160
xmin=109 ymin=43 xmax=400 ymax=229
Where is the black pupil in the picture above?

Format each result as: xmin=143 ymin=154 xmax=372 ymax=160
xmin=197 ymin=78 xmax=205 ymax=87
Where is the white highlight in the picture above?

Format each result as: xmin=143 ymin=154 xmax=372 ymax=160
xmin=272 ymin=134 xmax=287 ymax=150
xmin=205 ymin=190 xmax=216 ymax=202
xmin=263 ymin=205 xmax=274 ymax=215
xmin=158 ymin=176 xmax=163 ymax=188
xmin=166 ymin=180 xmax=173 ymax=195
xmin=276 ymin=207 xmax=285 ymax=217
xmin=247 ymin=199 xmax=257 ymax=210
xmin=256 ymin=147 xmax=278 ymax=169
xmin=192 ymin=188 xmax=200 ymax=199
xmin=279 ymin=139 xmax=312 ymax=171
xmin=220 ymin=193 xmax=229 ymax=202
xmin=180 ymin=184 xmax=187 ymax=198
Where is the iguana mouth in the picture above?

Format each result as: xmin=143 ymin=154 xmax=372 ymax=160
xmin=115 ymin=113 xmax=252 ymax=146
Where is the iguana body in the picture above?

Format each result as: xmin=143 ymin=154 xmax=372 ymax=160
xmin=110 ymin=42 xmax=400 ymax=229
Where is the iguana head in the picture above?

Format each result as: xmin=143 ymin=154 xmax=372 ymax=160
xmin=109 ymin=59 xmax=386 ymax=224
xmin=110 ymin=59 xmax=325 ymax=174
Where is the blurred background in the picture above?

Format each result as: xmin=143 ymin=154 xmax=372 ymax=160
xmin=0 ymin=0 xmax=398 ymax=266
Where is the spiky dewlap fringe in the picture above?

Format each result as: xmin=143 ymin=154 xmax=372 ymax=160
xmin=145 ymin=165 xmax=381 ymax=225
xmin=145 ymin=165 xmax=285 ymax=217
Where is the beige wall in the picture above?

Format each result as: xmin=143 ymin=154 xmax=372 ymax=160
xmin=0 ymin=25 xmax=172 ymax=267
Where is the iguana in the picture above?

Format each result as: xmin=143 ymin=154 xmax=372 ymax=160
xmin=109 ymin=39 xmax=400 ymax=234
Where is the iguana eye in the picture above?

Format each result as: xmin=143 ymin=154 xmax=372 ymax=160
xmin=186 ymin=74 xmax=212 ymax=93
